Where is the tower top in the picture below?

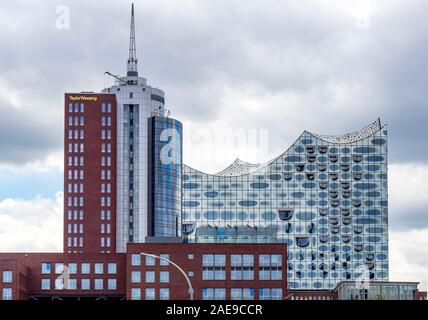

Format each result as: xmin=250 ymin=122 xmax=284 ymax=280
xmin=127 ymin=3 xmax=138 ymax=76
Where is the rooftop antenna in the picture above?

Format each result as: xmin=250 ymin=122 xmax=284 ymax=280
xmin=127 ymin=3 xmax=138 ymax=76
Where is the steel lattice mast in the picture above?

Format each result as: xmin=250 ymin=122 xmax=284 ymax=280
xmin=127 ymin=3 xmax=138 ymax=76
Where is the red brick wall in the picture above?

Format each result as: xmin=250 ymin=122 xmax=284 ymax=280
xmin=126 ymin=243 xmax=288 ymax=300
xmin=64 ymin=93 xmax=117 ymax=253
xmin=0 ymin=253 xmax=126 ymax=299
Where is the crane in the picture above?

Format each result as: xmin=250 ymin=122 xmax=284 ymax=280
xmin=104 ymin=71 xmax=137 ymax=85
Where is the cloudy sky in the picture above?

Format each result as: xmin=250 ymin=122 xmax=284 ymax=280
xmin=0 ymin=0 xmax=427 ymax=289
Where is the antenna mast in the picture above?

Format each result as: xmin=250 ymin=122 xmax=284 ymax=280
xmin=127 ymin=3 xmax=138 ymax=76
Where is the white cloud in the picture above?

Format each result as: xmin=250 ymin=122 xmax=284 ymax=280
xmin=389 ymin=163 xmax=428 ymax=229
xmin=390 ymin=228 xmax=428 ymax=291
xmin=0 ymin=192 xmax=63 ymax=252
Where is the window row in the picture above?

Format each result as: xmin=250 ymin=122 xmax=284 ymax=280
xmin=201 ymin=288 xmax=282 ymax=300
xmin=100 ymin=197 xmax=112 ymax=207
xmin=41 ymin=262 xmax=117 ymax=275
xmin=67 ymin=210 xmax=84 ymax=220
xmin=101 ymin=170 xmax=112 ymax=180
xmin=67 ymin=170 xmax=84 ymax=180
xmin=131 ymin=254 xmax=170 ymax=266
xmin=101 ymin=156 xmax=112 ymax=167
xmin=101 ymin=143 xmax=112 ymax=153
xmin=101 ymin=130 xmax=112 ymax=140
xmin=101 ymin=103 xmax=112 ymax=113
xmin=68 ymin=116 xmax=85 ymax=126
xmin=67 ymin=237 xmax=83 ymax=248
xmin=67 ymin=183 xmax=84 ymax=193
xmin=101 ymin=183 xmax=111 ymax=193
xmin=67 ymin=223 xmax=83 ymax=234
xmin=67 ymin=196 xmax=84 ymax=207
xmin=41 ymin=278 xmax=117 ymax=291
xmin=131 ymin=271 xmax=169 ymax=284
xmin=100 ymin=210 xmax=111 ymax=220
xmin=67 ymin=143 xmax=85 ymax=153
xmin=68 ymin=129 xmax=84 ymax=140
xmin=68 ymin=103 xmax=84 ymax=113
xmin=67 ymin=156 xmax=84 ymax=167
xmin=101 ymin=116 xmax=112 ymax=126
xmin=131 ymin=288 xmax=169 ymax=300
xmin=101 ymin=237 xmax=112 ymax=247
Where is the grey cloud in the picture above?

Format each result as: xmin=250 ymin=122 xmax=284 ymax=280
xmin=0 ymin=0 xmax=427 ymax=166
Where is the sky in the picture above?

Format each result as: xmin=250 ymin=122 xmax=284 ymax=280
xmin=0 ymin=0 xmax=427 ymax=290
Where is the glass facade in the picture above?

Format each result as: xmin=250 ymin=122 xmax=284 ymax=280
xmin=182 ymin=120 xmax=388 ymax=290
xmin=148 ymin=116 xmax=183 ymax=237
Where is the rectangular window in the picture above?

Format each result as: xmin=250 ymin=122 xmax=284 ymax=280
xmin=202 ymin=254 xmax=226 ymax=280
xmin=145 ymin=288 xmax=155 ymax=300
xmin=231 ymin=288 xmax=255 ymax=300
xmin=188 ymin=253 xmax=194 ymax=260
xmin=41 ymin=279 xmax=50 ymax=290
xmin=107 ymin=103 xmax=111 ymax=113
xmin=80 ymin=103 xmax=84 ymax=113
xmin=145 ymin=255 xmax=155 ymax=266
xmin=159 ymin=254 xmax=170 ymax=266
xmin=94 ymin=279 xmax=103 ymax=290
xmin=68 ymin=279 xmax=77 ymax=290
xmin=55 ymin=263 xmax=64 ymax=275
xmin=131 ymin=288 xmax=141 ymax=300
xmin=131 ymin=271 xmax=141 ymax=283
xmin=81 ymin=279 xmax=90 ymax=290
xmin=55 ymin=278 xmax=64 ymax=290
xmin=108 ymin=279 xmax=117 ymax=290
xmin=74 ymin=103 xmax=79 ymax=113
xmin=159 ymin=271 xmax=169 ymax=283
xmin=107 ymin=116 xmax=111 ymax=126
xmin=2 ymin=271 xmax=12 ymax=283
xmin=68 ymin=103 xmax=73 ymax=113
xmin=80 ymin=116 xmax=84 ymax=126
xmin=145 ymin=271 xmax=155 ymax=283
xmin=2 ymin=288 xmax=12 ymax=300
xmin=108 ymin=263 xmax=117 ymax=274
xmin=102 ymin=103 xmax=106 ymax=113
xmin=81 ymin=263 xmax=90 ymax=274
xmin=131 ymin=254 xmax=141 ymax=266
xmin=160 ymin=288 xmax=170 ymax=300
xmin=68 ymin=263 xmax=77 ymax=274
xmin=94 ymin=263 xmax=104 ymax=274
xmin=202 ymin=288 xmax=226 ymax=300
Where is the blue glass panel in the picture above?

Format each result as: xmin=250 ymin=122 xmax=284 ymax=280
xmin=354 ymin=146 xmax=376 ymax=153
xmin=183 ymin=183 xmax=200 ymax=189
xmin=239 ymin=200 xmax=257 ymax=207
xmin=284 ymin=155 xmax=303 ymax=162
xmin=296 ymin=211 xmax=316 ymax=220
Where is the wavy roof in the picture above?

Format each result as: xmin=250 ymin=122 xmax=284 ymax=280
xmin=186 ymin=119 xmax=384 ymax=177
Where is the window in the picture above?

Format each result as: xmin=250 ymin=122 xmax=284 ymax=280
xmin=108 ymin=279 xmax=117 ymax=290
xmin=259 ymin=254 xmax=283 ymax=280
xmin=55 ymin=278 xmax=64 ymax=290
xmin=108 ymin=263 xmax=117 ymax=274
xmin=131 ymin=254 xmax=141 ymax=266
xmin=160 ymin=288 xmax=170 ymax=300
xmin=81 ymin=279 xmax=90 ymax=290
xmin=55 ymin=263 xmax=64 ymax=275
xmin=95 ymin=279 xmax=103 ymax=290
xmin=145 ymin=271 xmax=155 ymax=283
xmin=68 ymin=103 xmax=73 ymax=113
xmin=160 ymin=254 xmax=170 ymax=266
xmin=2 ymin=288 xmax=12 ymax=300
xmin=231 ymin=288 xmax=255 ymax=300
xmin=102 ymin=103 xmax=106 ymax=113
xmin=41 ymin=263 xmax=51 ymax=274
xmin=95 ymin=263 xmax=103 ymax=274
xmin=81 ymin=263 xmax=90 ymax=274
xmin=80 ymin=116 xmax=84 ymax=126
xmin=2 ymin=271 xmax=12 ymax=283
xmin=107 ymin=103 xmax=111 ymax=113
xmin=259 ymin=288 xmax=282 ymax=300
xmin=131 ymin=271 xmax=141 ymax=283
xmin=231 ymin=254 xmax=254 ymax=280
xmin=202 ymin=254 xmax=226 ymax=280
xmin=145 ymin=255 xmax=155 ymax=266
xmin=41 ymin=279 xmax=50 ymax=290
xmin=187 ymin=271 xmax=194 ymax=277
xmin=68 ymin=263 xmax=77 ymax=274
xmin=68 ymin=279 xmax=77 ymax=290
xmin=202 ymin=288 xmax=226 ymax=300
xmin=160 ymin=271 xmax=169 ymax=283
xmin=131 ymin=288 xmax=141 ymax=300
xmin=145 ymin=288 xmax=155 ymax=300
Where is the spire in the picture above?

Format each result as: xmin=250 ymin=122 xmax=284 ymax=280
xmin=127 ymin=3 xmax=138 ymax=76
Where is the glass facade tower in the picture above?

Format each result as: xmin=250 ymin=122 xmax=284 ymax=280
xmin=181 ymin=120 xmax=388 ymax=290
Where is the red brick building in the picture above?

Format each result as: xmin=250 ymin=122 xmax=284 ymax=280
xmin=0 ymin=243 xmax=287 ymax=300
xmin=64 ymin=93 xmax=117 ymax=254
